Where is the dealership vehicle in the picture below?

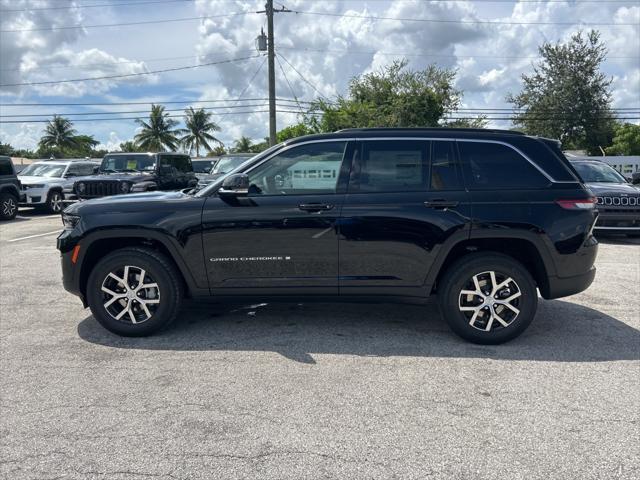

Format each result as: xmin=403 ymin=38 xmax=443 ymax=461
xmin=632 ymin=172 xmax=640 ymax=185
xmin=72 ymin=152 xmax=198 ymax=200
xmin=61 ymin=161 xmax=100 ymax=203
xmin=0 ymin=155 xmax=20 ymax=221
xmin=19 ymin=160 xmax=98 ymax=213
xmin=191 ymin=158 xmax=218 ymax=180
xmin=571 ymin=159 xmax=640 ymax=237
xmin=58 ymin=128 xmax=598 ymax=344
xmin=195 ymin=153 xmax=254 ymax=189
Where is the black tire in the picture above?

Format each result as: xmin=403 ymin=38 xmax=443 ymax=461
xmin=46 ymin=190 xmax=64 ymax=214
xmin=438 ymin=253 xmax=538 ymax=344
xmin=0 ymin=191 xmax=18 ymax=220
xmin=86 ymin=247 xmax=183 ymax=337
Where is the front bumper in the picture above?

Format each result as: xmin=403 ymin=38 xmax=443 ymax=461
xmin=19 ymin=187 xmax=47 ymax=205
xmin=594 ymin=210 xmax=640 ymax=234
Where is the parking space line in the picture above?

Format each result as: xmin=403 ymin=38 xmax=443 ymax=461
xmin=6 ymin=230 xmax=61 ymax=242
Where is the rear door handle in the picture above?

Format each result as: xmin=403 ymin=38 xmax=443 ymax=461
xmin=424 ymin=199 xmax=459 ymax=209
xmin=299 ymin=203 xmax=334 ymax=212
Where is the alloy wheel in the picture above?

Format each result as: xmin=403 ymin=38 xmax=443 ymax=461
xmin=458 ymin=271 xmax=522 ymax=332
xmin=2 ymin=197 xmax=16 ymax=217
xmin=100 ymin=265 xmax=160 ymax=324
xmin=50 ymin=193 xmax=63 ymax=213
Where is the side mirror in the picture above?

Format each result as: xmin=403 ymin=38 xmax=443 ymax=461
xmin=218 ymin=173 xmax=249 ymax=197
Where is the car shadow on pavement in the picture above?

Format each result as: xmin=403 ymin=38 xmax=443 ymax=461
xmin=77 ymin=299 xmax=640 ymax=364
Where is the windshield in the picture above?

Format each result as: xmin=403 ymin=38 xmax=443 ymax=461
xmin=211 ymin=155 xmax=254 ymax=175
xmin=573 ymin=162 xmax=627 ymax=184
xmin=19 ymin=163 xmax=66 ymax=178
xmin=192 ymin=160 xmax=215 ymax=173
xmin=100 ymin=154 xmax=156 ymax=173
xmin=195 ymin=144 xmax=284 ymax=197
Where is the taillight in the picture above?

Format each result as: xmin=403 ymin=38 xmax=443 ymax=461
xmin=555 ymin=197 xmax=597 ymax=210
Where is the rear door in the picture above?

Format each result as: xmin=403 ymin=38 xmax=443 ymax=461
xmin=338 ymin=139 xmax=472 ymax=297
xmin=202 ymin=140 xmax=353 ymax=294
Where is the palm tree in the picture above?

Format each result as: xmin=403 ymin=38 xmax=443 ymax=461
xmin=179 ymin=107 xmax=222 ymax=157
xmin=39 ymin=116 xmax=79 ymax=151
xmin=232 ymin=136 xmax=253 ymax=153
xmin=134 ymin=104 xmax=180 ymax=151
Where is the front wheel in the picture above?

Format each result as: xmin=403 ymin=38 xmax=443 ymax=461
xmin=0 ymin=192 xmax=18 ymax=220
xmin=86 ymin=248 xmax=183 ymax=336
xmin=46 ymin=190 xmax=64 ymax=213
xmin=438 ymin=253 xmax=538 ymax=344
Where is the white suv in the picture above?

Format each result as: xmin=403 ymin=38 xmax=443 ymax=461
xmin=19 ymin=160 xmax=98 ymax=213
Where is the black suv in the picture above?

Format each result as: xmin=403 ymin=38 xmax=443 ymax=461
xmin=0 ymin=155 xmax=20 ymax=220
xmin=72 ymin=152 xmax=197 ymax=200
xmin=57 ymin=128 xmax=598 ymax=344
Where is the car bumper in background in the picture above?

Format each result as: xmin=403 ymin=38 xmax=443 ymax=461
xmin=594 ymin=210 xmax=640 ymax=234
xmin=19 ymin=188 xmax=47 ymax=205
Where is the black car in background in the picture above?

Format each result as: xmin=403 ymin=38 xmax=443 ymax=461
xmin=73 ymin=152 xmax=198 ymax=200
xmin=191 ymin=158 xmax=218 ymax=180
xmin=195 ymin=153 xmax=254 ymax=189
xmin=571 ymin=159 xmax=640 ymax=237
xmin=0 ymin=155 xmax=20 ymax=220
xmin=59 ymin=128 xmax=599 ymax=344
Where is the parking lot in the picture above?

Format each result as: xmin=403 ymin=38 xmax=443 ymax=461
xmin=1 ymin=210 xmax=639 ymax=479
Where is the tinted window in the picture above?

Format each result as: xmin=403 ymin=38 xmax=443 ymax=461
xmin=430 ymin=141 xmax=462 ymax=190
xmin=192 ymin=160 xmax=215 ymax=173
xmin=166 ymin=155 xmax=192 ymax=173
xmin=354 ymin=140 xmax=428 ymax=193
xmin=101 ymin=154 xmax=155 ymax=172
xmin=459 ymin=141 xmax=548 ymax=189
xmin=0 ymin=159 xmax=13 ymax=176
xmin=572 ymin=162 xmax=627 ymax=184
xmin=247 ymin=142 xmax=346 ymax=195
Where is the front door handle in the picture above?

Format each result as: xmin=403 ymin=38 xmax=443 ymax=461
xmin=299 ymin=203 xmax=334 ymax=212
xmin=424 ymin=199 xmax=459 ymax=209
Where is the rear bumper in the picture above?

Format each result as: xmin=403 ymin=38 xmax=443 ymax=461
xmin=58 ymin=232 xmax=87 ymax=307
xmin=544 ymin=266 xmax=596 ymax=300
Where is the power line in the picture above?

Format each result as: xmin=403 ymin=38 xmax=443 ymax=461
xmin=292 ymin=10 xmax=640 ymax=27
xmin=275 ymin=54 xmax=303 ymax=113
xmin=0 ymin=12 xmax=251 ymax=33
xmin=276 ymin=52 xmax=329 ymax=101
xmin=0 ymin=109 xmax=310 ymax=124
xmin=0 ymin=55 xmax=261 ymax=87
xmin=0 ymin=97 xmax=314 ymax=107
xmin=0 ymin=0 xmax=195 ymax=13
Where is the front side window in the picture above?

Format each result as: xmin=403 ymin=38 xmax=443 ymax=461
xmin=167 ymin=155 xmax=192 ymax=173
xmin=353 ymin=140 xmax=428 ymax=193
xmin=247 ymin=142 xmax=346 ymax=195
xmin=459 ymin=141 xmax=549 ymax=190
xmin=192 ymin=160 xmax=215 ymax=173
xmin=0 ymin=160 xmax=13 ymax=176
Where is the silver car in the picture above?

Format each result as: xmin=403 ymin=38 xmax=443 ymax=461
xmin=19 ymin=160 xmax=99 ymax=213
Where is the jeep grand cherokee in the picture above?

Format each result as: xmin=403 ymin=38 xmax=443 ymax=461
xmin=57 ymin=128 xmax=598 ymax=344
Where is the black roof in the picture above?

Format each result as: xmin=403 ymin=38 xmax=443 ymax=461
xmin=285 ymin=127 xmax=528 ymax=145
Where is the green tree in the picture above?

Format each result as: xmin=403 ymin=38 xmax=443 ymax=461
xmin=605 ymin=123 xmax=640 ymax=155
xmin=207 ymin=144 xmax=227 ymax=156
xmin=231 ymin=136 xmax=253 ymax=153
xmin=305 ymin=60 xmax=461 ymax=132
xmin=0 ymin=142 xmax=14 ymax=156
xmin=38 ymin=116 xmax=79 ymax=153
xmin=119 ymin=140 xmax=143 ymax=152
xmin=276 ymin=123 xmax=316 ymax=142
xmin=134 ymin=104 xmax=180 ymax=152
xmin=507 ymin=30 xmax=615 ymax=154
xmin=445 ymin=116 xmax=489 ymax=129
xmin=180 ymin=107 xmax=223 ymax=157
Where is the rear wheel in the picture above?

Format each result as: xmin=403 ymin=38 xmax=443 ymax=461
xmin=46 ymin=190 xmax=64 ymax=213
xmin=0 ymin=192 xmax=18 ymax=220
xmin=86 ymin=248 xmax=183 ymax=336
xmin=438 ymin=253 xmax=538 ymax=344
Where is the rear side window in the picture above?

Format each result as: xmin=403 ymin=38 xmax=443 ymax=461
xmin=354 ymin=140 xmax=428 ymax=193
xmin=430 ymin=141 xmax=462 ymax=190
xmin=0 ymin=159 xmax=13 ymax=176
xmin=459 ymin=141 xmax=549 ymax=189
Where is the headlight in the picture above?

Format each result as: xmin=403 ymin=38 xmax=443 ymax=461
xmin=76 ymin=182 xmax=86 ymax=193
xmin=24 ymin=184 xmax=45 ymax=189
xmin=120 ymin=181 xmax=132 ymax=193
xmin=61 ymin=213 xmax=81 ymax=230
xmin=131 ymin=182 xmax=156 ymax=192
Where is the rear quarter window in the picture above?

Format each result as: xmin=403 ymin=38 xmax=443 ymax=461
xmin=0 ymin=159 xmax=14 ymax=176
xmin=458 ymin=141 xmax=549 ymax=190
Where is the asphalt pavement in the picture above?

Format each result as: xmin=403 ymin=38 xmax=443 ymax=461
xmin=1 ymin=209 xmax=639 ymax=479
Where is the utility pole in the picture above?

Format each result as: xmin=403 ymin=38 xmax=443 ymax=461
xmin=257 ymin=1 xmax=291 ymax=146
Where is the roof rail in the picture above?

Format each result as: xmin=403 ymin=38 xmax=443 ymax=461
xmin=335 ymin=127 xmax=525 ymax=135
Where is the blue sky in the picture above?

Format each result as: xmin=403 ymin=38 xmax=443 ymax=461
xmin=1 ymin=0 xmax=639 ymax=153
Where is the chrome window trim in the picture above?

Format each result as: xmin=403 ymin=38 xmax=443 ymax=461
xmin=226 ymin=135 xmax=572 ymax=186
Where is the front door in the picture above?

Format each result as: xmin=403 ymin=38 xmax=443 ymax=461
xmin=338 ymin=139 xmax=472 ymax=297
xmin=202 ymin=140 xmax=353 ymax=295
